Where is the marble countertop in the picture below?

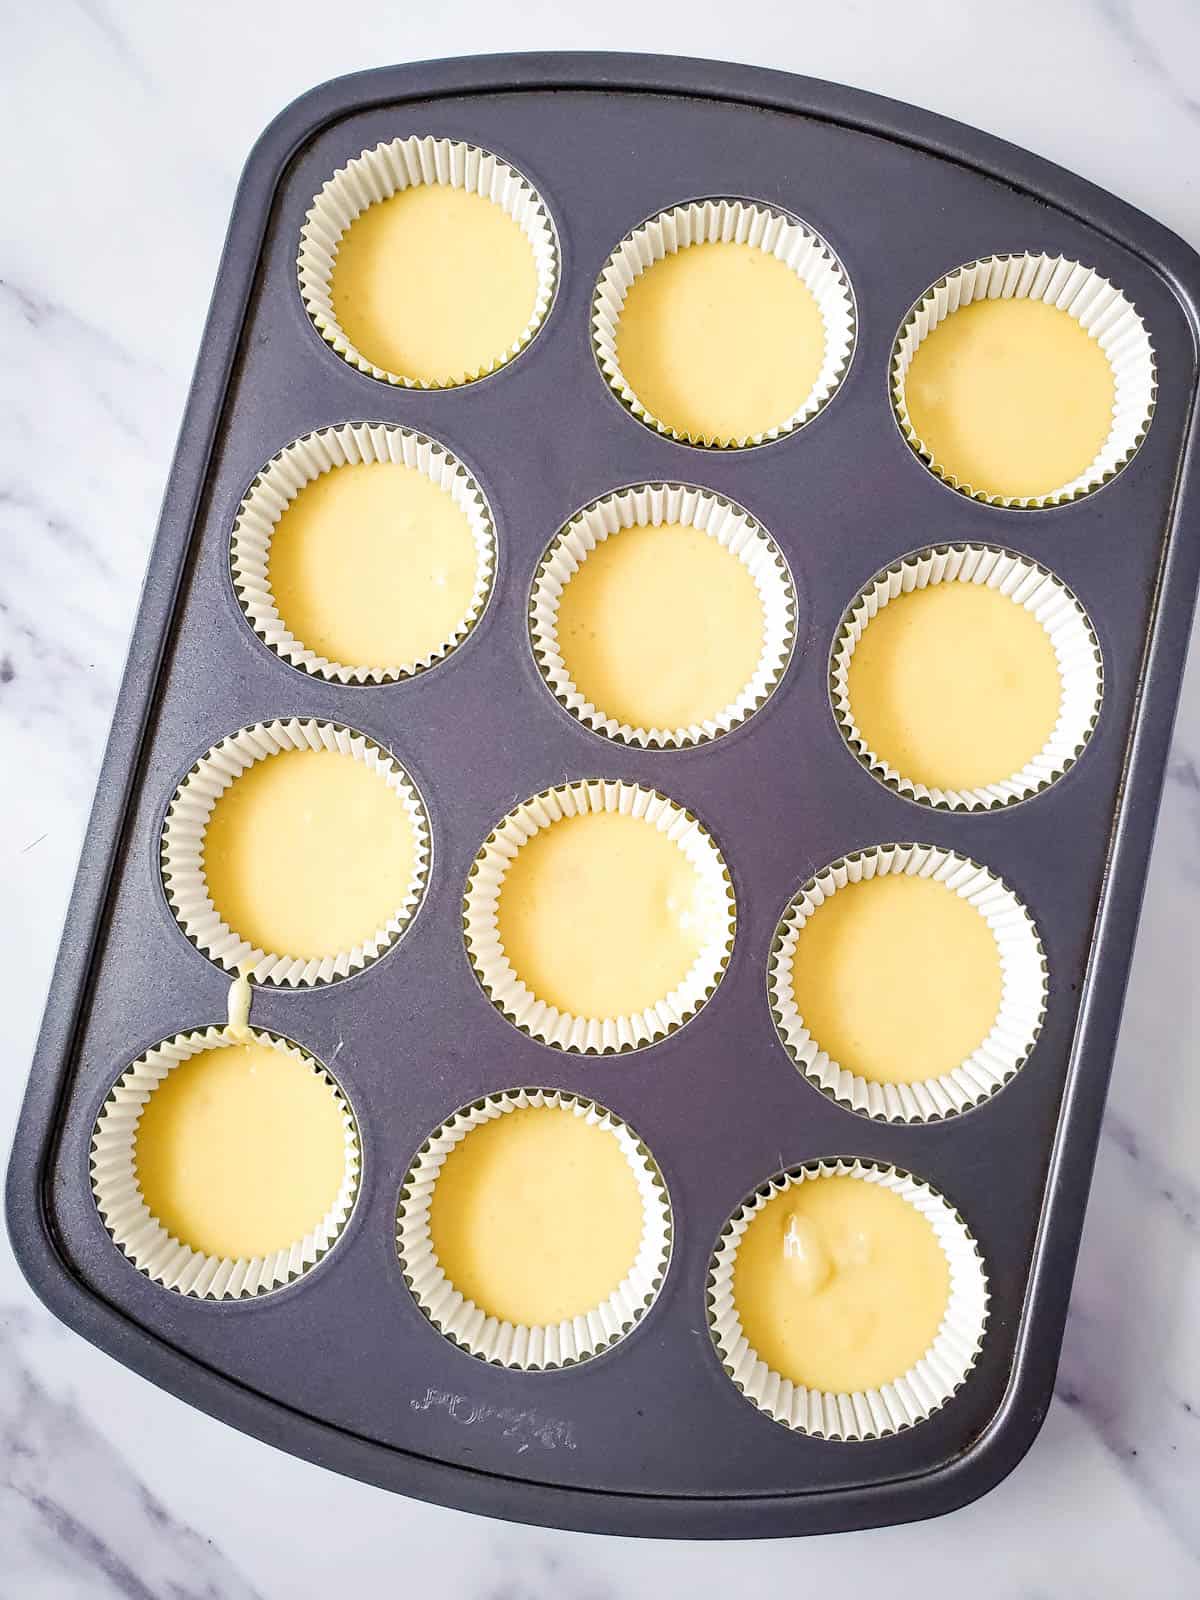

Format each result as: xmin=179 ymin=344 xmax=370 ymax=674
xmin=4 ymin=2 xmax=1199 ymax=1594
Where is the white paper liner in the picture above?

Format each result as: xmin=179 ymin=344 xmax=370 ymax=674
xmin=91 ymin=1026 xmax=360 ymax=1300
xmin=592 ymin=198 xmax=856 ymax=447
xmin=397 ymin=1088 xmax=672 ymax=1369
xmin=831 ymin=544 xmax=1103 ymax=811
xmin=891 ymin=253 xmax=1156 ymax=507
xmin=464 ymin=780 xmax=735 ymax=1054
xmin=298 ymin=135 xmax=559 ymax=388
xmin=770 ymin=843 xmax=1047 ymax=1122
xmin=530 ymin=483 xmax=796 ymax=748
xmin=707 ymin=1159 xmax=988 ymax=1439
xmin=230 ymin=422 xmax=497 ymax=684
xmin=162 ymin=718 xmax=431 ymax=987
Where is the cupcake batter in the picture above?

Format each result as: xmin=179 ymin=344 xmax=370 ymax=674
xmin=267 ymin=461 xmax=480 ymax=671
xmin=134 ymin=1040 xmax=348 ymax=1261
xmin=903 ymin=297 xmax=1115 ymax=499
xmin=330 ymin=184 xmax=538 ymax=384
xmin=790 ymin=873 xmax=1002 ymax=1085
xmin=202 ymin=748 xmax=416 ymax=960
xmin=847 ymin=582 xmax=1062 ymax=791
xmin=496 ymin=810 xmax=712 ymax=1018
xmin=615 ymin=241 xmax=825 ymax=444
xmin=428 ymin=1104 xmax=644 ymax=1326
xmin=554 ymin=522 xmax=766 ymax=731
xmin=732 ymin=1176 xmax=950 ymax=1394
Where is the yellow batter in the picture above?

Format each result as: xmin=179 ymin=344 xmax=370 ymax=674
xmin=847 ymin=582 xmax=1062 ymax=791
xmin=330 ymin=184 xmax=538 ymax=384
xmin=790 ymin=874 xmax=1002 ymax=1085
xmin=267 ymin=461 xmax=479 ymax=670
xmin=428 ymin=1105 xmax=644 ymax=1326
xmin=134 ymin=1040 xmax=348 ymax=1260
xmin=733 ymin=1177 xmax=950 ymax=1393
xmin=496 ymin=811 xmax=710 ymax=1018
xmin=615 ymin=241 xmax=825 ymax=444
xmin=202 ymin=748 xmax=415 ymax=960
xmin=554 ymin=522 xmax=766 ymax=730
xmin=904 ymin=297 xmax=1115 ymax=499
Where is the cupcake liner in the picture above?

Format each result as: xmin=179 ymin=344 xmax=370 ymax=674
xmin=831 ymin=544 xmax=1103 ymax=810
xmin=891 ymin=253 xmax=1157 ymax=507
xmin=90 ymin=1026 xmax=360 ymax=1300
xmin=161 ymin=718 xmax=431 ymax=987
xmin=230 ymin=422 xmax=497 ymax=684
xmin=707 ymin=1159 xmax=988 ymax=1439
xmin=592 ymin=197 xmax=856 ymax=447
xmin=770 ymin=843 xmax=1047 ymax=1122
xmin=464 ymin=780 xmax=735 ymax=1053
xmin=530 ymin=483 xmax=797 ymax=748
xmin=397 ymin=1088 xmax=672 ymax=1369
xmin=298 ymin=134 xmax=559 ymax=388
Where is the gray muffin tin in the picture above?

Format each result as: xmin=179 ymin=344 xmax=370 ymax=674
xmin=8 ymin=53 xmax=1200 ymax=1537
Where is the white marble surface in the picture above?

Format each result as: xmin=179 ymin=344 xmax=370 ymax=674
xmin=3 ymin=1 xmax=1200 ymax=1593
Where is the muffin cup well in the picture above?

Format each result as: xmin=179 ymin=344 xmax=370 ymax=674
xmin=298 ymin=134 xmax=559 ymax=388
xmin=831 ymin=544 xmax=1103 ymax=811
xmin=464 ymin=780 xmax=735 ymax=1054
xmin=592 ymin=198 xmax=856 ymax=447
xmin=397 ymin=1088 xmax=672 ymax=1370
xmin=90 ymin=1026 xmax=359 ymax=1300
xmin=769 ymin=844 xmax=1047 ymax=1123
xmin=530 ymin=483 xmax=797 ymax=748
xmin=707 ymin=1159 xmax=988 ymax=1439
xmin=161 ymin=718 xmax=430 ymax=988
xmin=231 ymin=422 xmax=497 ymax=684
xmin=891 ymin=253 xmax=1156 ymax=507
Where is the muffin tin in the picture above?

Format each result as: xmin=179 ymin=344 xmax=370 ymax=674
xmin=8 ymin=54 xmax=1200 ymax=1538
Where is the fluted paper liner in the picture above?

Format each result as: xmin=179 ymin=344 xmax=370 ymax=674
xmin=707 ymin=1160 xmax=988 ymax=1439
xmin=464 ymin=780 xmax=735 ymax=1053
xmin=398 ymin=1088 xmax=672 ymax=1369
xmin=91 ymin=1026 xmax=360 ymax=1300
xmin=299 ymin=134 xmax=559 ymax=388
xmin=530 ymin=483 xmax=797 ymax=748
xmin=231 ymin=422 xmax=496 ymax=684
xmin=592 ymin=198 xmax=856 ymax=447
xmin=770 ymin=844 xmax=1046 ymax=1122
xmin=162 ymin=718 xmax=430 ymax=987
xmin=891 ymin=253 xmax=1156 ymax=507
xmin=831 ymin=544 xmax=1103 ymax=810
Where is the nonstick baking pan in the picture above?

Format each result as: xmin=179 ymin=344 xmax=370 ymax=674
xmin=8 ymin=52 xmax=1200 ymax=1538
